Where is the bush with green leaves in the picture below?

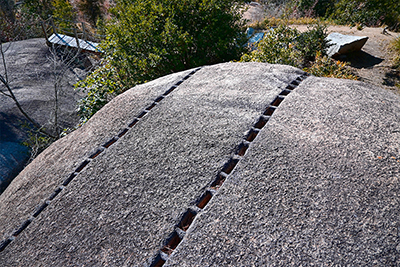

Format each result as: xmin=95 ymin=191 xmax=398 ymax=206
xmin=330 ymin=0 xmax=400 ymax=30
xmin=393 ymin=37 xmax=400 ymax=69
xmin=76 ymin=61 xmax=123 ymax=121
xmin=304 ymin=51 xmax=358 ymax=80
xmin=241 ymin=24 xmax=357 ymax=79
xmin=52 ymin=0 xmax=76 ymax=31
xmin=241 ymin=24 xmax=329 ymax=68
xmin=241 ymin=25 xmax=303 ymax=67
xmin=77 ymin=0 xmax=248 ymax=121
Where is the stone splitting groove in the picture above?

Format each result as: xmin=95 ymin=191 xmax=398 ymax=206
xmin=0 ymin=67 xmax=202 ymax=253
xmin=148 ymin=73 xmax=309 ymax=267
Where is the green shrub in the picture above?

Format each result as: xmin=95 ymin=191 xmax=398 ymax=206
xmin=393 ymin=37 xmax=400 ymax=69
xmin=77 ymin=0 xmax=248 ymax=121
xmin=76 ymin=62 xmax=123 ymax=121
xmin=241 ymin=24 xmax=329 ymax=68
xmin=52 ymin=0 xmax=76 ymax=30
xmin=241 ymin=24 xmax=357 ymax=79
xmin=331 ymin=0 xmax=400 ymax=30
xmin=78 ymin=0 xmax=104 ymax=25
xmin=295 ymin=23 xmax=330 ymax=62
xmin=241 ymin=25 xmax=303 ymax=67
xmin=304 ymin=52 xmax=358 ymax=79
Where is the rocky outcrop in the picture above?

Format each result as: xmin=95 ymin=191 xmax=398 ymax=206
xmin=0 ymin=62 xmax=399 ymax=266
xmin=327 ymin=32 xmax=369 ymax=57
xmin=0 ymin=38 xmax=86 ymax=193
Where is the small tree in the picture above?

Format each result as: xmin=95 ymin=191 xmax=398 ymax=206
xmin=77 ymin=0 xmax=248 ymax=121
xmin=77 ymin=0 xmax=104 ymax=25
xmin=52 ymin=0 xmax=76 ymax=30
xmin=331 ymin=0 xmax=400 ymax=30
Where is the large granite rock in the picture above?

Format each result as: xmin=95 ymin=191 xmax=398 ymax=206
xmin=0 ymin=62 xmax=399 ymax=266
xmin=0 ymin=38 xmax=86 ymax=193
xmin=327 ymin=32 xmax=368 ymax=57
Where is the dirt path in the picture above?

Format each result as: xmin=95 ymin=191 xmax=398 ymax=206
xmin=293 ymin=25 xmax=400 ymax=94
xmin=243 ymin=5 xmax=400 ymax=94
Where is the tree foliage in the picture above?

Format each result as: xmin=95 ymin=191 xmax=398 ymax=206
xmin=77 ymin=0 xmax=104 ymax=25
xmin=52 ymin=0 xmax=76 ymax=30
xmin=241 ymin=24 xmax=329 ymax=68
xmin=23 ymin=0 xmax=54 ymax=20
xmin=77 ymin=0 xmax=248 ymax=121
xmin=330 ymin=0 xmax=400 ymax=30
xmin=240 ymin=24 xmax=356 ymax=79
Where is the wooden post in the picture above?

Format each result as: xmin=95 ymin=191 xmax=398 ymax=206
xmin=74 ymin=28 xmax=80 ymax=49
xmin=50 ymin=17 xmax=56 ymax=34
xmin=82 ymin=22 xmax=87 ymax=41
xmin=41 ymin=21 xmax=48 ymax=42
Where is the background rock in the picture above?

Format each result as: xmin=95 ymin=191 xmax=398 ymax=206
xmin=326 ymin=32 xmax=368 ymax=57
xmin=0 ymin=38 xmax=87 ymax=193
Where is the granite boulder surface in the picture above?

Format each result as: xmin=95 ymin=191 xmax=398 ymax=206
xmin=0 ymin=62 xmax=399 ymax=266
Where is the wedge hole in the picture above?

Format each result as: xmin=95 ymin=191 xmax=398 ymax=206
xmin=75 ymin=159 xmax=90 ymax=172
xmin=0 ymin=238 xmax=13 ymax=252
xmin=263 ymin=106 xmax=276 ymax=116
xmin=246 ymin=128 xmax=260 ymax=142
xmin=12 ymin=219 xmax=32 ymax=236
xmin=48 ymin=187 xmax=62 ymax=201
xmin=149 ymin=254 xmax=165 ymax=267
xmin=118 ymin=128 xmax=129 ymax=138
xmin=286 ymin=84 xmax=295 ymax=90
xmin=211 ymin=172 xmax=227 ymax=190
xmin=197 ymin=191 xmax=213 ymax=209
xmin=128 ymin=118 xmax=139 ymax=128
xmin=179 ymin=210 xmax=196 ymax=231
xmin=236 ymin=142 xmax=249 ymax=157
xmin=291 ymin=80 xmax=300 ymax=86
xmin=175 ymin=80 xmax=183 ymax=85
xmin=279 ymin=89 xmax=291 ymax=96
xmin=163 ymin=85 xmax=177 ymax=96
xmin=89 ymin=148 xmax=104 ymax=159
xmin=145 ymin=102 xmax=157 ymax=111
xmin=137 ymin=110 xmax=148 ymax=119
xmin=154 ymin=96 xmax=164 ymax=103
xmin=62 ymin=172 xmax=77 ymax=186
xmin=33 ymin=201 xmax=49 ymax=217
xmin=161 ymin=231 xmax=182 ymax=255
xmin=103 ymin=137 xmax=118 ymax=148
xmin=254 ymin=116 xmax=268 ymax=129
xmin=222 ymin=158 xmax=240 ymax=174
xmin=270 ymin=96 xmax=284 ymax=107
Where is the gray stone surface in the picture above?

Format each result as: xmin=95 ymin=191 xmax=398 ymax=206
xmin=166 ymin=76 xmax=400 ymax=266
xmin=0 ymin=62 xmax=399 ymax=266
xmin=0 ymin=66 xmax=194 ymax=242
xmin=327 ymin=32 xmax=368 ymax=57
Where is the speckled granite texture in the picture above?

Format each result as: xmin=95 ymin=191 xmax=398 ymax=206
xmin=0 ymin=62 xmax=399 ymax=266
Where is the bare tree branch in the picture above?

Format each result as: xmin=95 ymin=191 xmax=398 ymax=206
xmin=0 ymin=41 xmax=56 ymax=139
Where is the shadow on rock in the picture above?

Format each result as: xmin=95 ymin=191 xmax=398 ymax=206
xmin=337 ymin=50 xmax=384 ymax=69
xmin=383 ymin=69 xmax=400 ymax=87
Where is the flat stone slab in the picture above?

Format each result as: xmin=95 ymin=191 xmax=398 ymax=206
xmin=0 ymin=62 xmax=399 ymax=266
xmin=327 ymin=32 xmax=368 ymax=57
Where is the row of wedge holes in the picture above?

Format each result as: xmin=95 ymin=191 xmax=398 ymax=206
xmin=148 ymin=74 xmax=309 ymax=267
xmin=0 ymin=67 xmax=202 ymax=253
